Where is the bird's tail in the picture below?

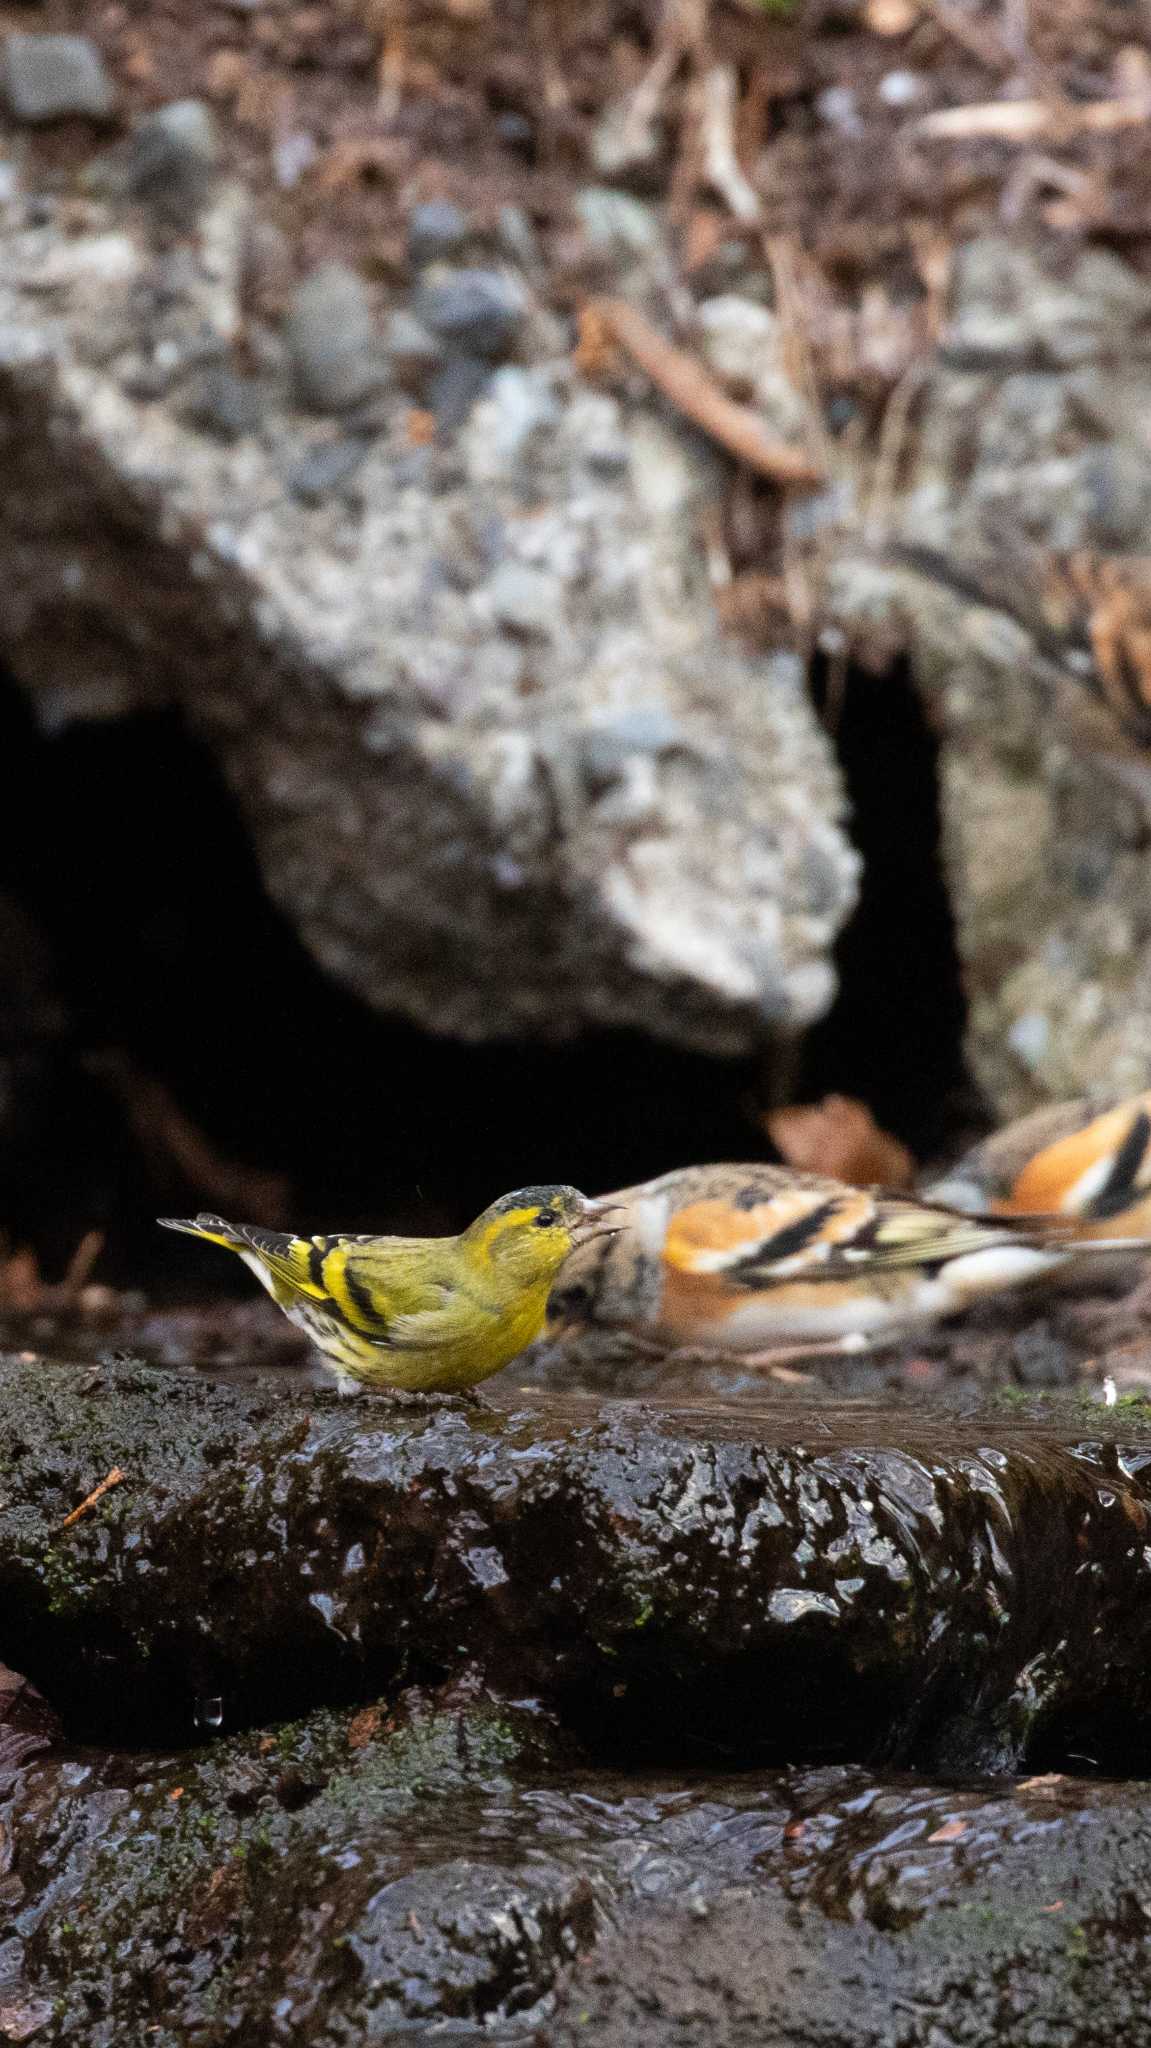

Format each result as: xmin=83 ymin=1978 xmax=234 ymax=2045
xmin=157 ymin=1213 xmax=247 ymax=1250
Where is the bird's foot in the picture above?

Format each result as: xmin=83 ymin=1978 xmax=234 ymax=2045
xmin=740 ymin=1332 xmax=875 ymax=1374
xmin=333 ymin=1379 xmax=484 ymax=1412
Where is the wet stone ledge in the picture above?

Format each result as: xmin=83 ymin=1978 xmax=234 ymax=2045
xmin=1 ymin=1358 xmax=1151 ymax=1773
xmin=4 ymin=1685 xmax=1151 ymax=2046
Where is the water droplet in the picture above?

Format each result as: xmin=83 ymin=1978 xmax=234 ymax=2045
xmin=194 ymin=1694 xmax=224 ymax=1732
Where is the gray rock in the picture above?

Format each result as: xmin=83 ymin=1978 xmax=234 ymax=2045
xmin=379 ymin=306 xmax=444 ymax=389
xmin=1 ymin=32 xmax=115 ymax=123
xmin=944 ymin=235 xmax=1151 ymax=369
xmin=486 ymin=560 xmax=559 ymax=639
xmin=496 ymin=203 xmax=541 ymax=269
xmin=579 ymin=707 xmax=690 ymax=789
xmin=0 ymin=206 xmax=855 ymax=1051
xmin=816 ymin=84 xmax=863 ymax=135
xmin=179 ymin=365 xmax=264 ymax=442
xmin=826 ymin=233 xmax=1151 ymax=1116
xmin=286 ymin=435 xmax=368 ymax=503
xmin=285 ymin=261 xmax=382 ymax=412
xmin=416 ymin=267 xmax=526 ymax=359
xmin=406 ymin=198 xmax=469 ymax=265
xmin=574 ymin=186 xmax=665 ymax=263
xmin=125 ymin=98 xmax=220 ymax=227
xmin=427 ymin=352 xmax=491 ymax=429
xmin=495 ymin=109 xmax=535 ymax=152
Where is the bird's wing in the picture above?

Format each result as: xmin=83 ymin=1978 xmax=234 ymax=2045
xmin=318 ymin=1239 xmax=463 ymax=1345
xmin=1007 ymin=1094 xmax=1151 ymax=1221
xmin=661 ymin=1185 xmax=1027 ymax=1291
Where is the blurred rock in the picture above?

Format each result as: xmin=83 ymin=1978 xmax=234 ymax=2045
xmin=406 ymin=198 xmax=469 ymax=265
xmin=285 ymin=262 xmax=382 ymax=412
xmin=574 ymin=185 xmax=665 ymax=264
xmin=125 ymin=98 xmax=220 ymax=228
xmin=0 ymin=211 xmax=855 ymax=1051
xmin=695 ymin=294 xmax=810 ymax=442
xmin=827 ymin=236 xmax=1151 ymax=1117
xmin=416 ymin=267 xmax=526 ymax=359
xmin=427 ymin=350 xmax=491 ymax=428
xmin=179 ymin=364 xmax=264 ymax=441
xmin=286 ymin=434 xmax=368 ymax=503
xmin=1 ymin=33 xmax=115 ymax=123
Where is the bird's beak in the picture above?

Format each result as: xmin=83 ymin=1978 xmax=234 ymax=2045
xmin=572 ymin=1197 xmax=625 ymax=1245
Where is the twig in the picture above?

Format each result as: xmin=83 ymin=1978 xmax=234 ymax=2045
xmin=913 ymin=95 xmax=1151 ymax=142
xmin=864 ymin=358 xmax=930 ymax=547
xmin=920 ymin=0 xmax=1014 ymax=72
xmin=61 ymin=1231 xmax=104 ymax=1304
xmin=589 ymin=297 xmax=823 ymax=488
xmin=762 ymin=236 xmax=835 ymax=479
xmin=86 ymin=1052 xmax=290 ymax=1225
xmin=698 ymin=64 xmax=762 ymax=224
xmin=58 ymin=1467 xmax=126 ymax=1532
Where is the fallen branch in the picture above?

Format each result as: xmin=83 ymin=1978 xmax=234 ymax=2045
xmin=698 ymin=64 xmax=762 ymax=224
xmin=58 ymin=1467 xmax=126 ymax=1532
xmin=585 ymin=298 xmax=823 ymax=488
xmin=920 ymin=0 xmax=1016 ymax=73
xmin=913 ymin=95 xmax=1151 ymax=142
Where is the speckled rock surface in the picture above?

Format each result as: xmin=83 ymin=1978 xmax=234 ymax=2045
xmin=827 ymin=236 xmax=1151 ymax=1117
xmin=0 ymin=179 xmax=856 ymax=1054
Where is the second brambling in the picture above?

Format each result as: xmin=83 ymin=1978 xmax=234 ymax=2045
xmin=554 ymin=1163 xmax=1146 ymax=1365
xmin=925 ymin=1091 xmax=1151 ymax=1240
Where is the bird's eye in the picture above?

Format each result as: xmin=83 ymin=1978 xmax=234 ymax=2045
xmin=534 ymin=1210 xmax=558 ymax=1229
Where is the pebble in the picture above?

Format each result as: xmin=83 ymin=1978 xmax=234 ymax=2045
xmin=878 ymin=69 xmax=924 ymax=108
xmin=495 ymin=110 xmax=535 ymax=155
xmin=126 ymin=99 xmax=220 ymax=227
xmin=180 ymin=366 xmax=265 ymax=442
xmin=407 ymin=199 xmax=469 ymax=266
xmin=380 ymin=307 xmax=445 ymax=391
xmin=574 ymin=187 xmax=664 ymax=263
xmin=2 ymin=33 xmax=116 ymax=123
xmin=486 ymin=561 xmax=558 ymax=640
xmin=285 ymin=263 xmax=382 ymax=413
xmin=496 ymin=204 xmax=540 ymax=269
xmin=815 ymin=85 xmax=863 ymax=136
xmin=579 ymin=708 xmax=688 ymax=787
xmin=696 ymin=295 xmax=779 ymax=389
xmin=416 ymin=269 xmax=525 ymax=360
xmin=428 ymin=354 xmax=493 ymax=430
xmin=287 ymin=437 xmax=369 ymax=505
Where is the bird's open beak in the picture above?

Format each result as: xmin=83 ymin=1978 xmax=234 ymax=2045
xmin=572 ymin=1197 xmax=625 ymax=1246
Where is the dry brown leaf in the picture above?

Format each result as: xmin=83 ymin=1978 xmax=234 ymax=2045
xmin=347 ymin=1705 xmax=382 ymax=1749
xmin=927 ymin=1818 xmax=968 ymax=1843
xmin=766 ymin=1096 xmax=915 ymax=1189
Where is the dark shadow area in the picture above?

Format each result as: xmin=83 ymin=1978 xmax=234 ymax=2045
xmin=800 ymin=653 xmax=979 ymax=1163
xmin=0 ymin=676 xmax=762 ymax=1284
xmin=0 ymin=656 xmax=975 ymax=1289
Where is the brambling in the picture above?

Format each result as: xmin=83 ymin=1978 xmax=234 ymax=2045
xmin=925 ymin=1091 xmax=1151 ymax=1239
xmin=552 ymin=1163 xmax=1143 ymax=1365
xmin=161 ymin=1186 xmax=606 ymax=1398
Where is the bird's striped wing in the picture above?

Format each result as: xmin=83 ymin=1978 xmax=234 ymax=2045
xmin=662 ymin=1186 xmax=1026 ymax=1291
xmin=1006 ymin=1094 xmax=1151 ymax=1223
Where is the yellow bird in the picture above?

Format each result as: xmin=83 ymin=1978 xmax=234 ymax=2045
xmin=160 ymin=1185 xmax=601 ymax=1399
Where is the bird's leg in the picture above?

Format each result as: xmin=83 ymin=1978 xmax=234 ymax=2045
xmin=740 ymin=1332 xmax=876 ymax=1374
